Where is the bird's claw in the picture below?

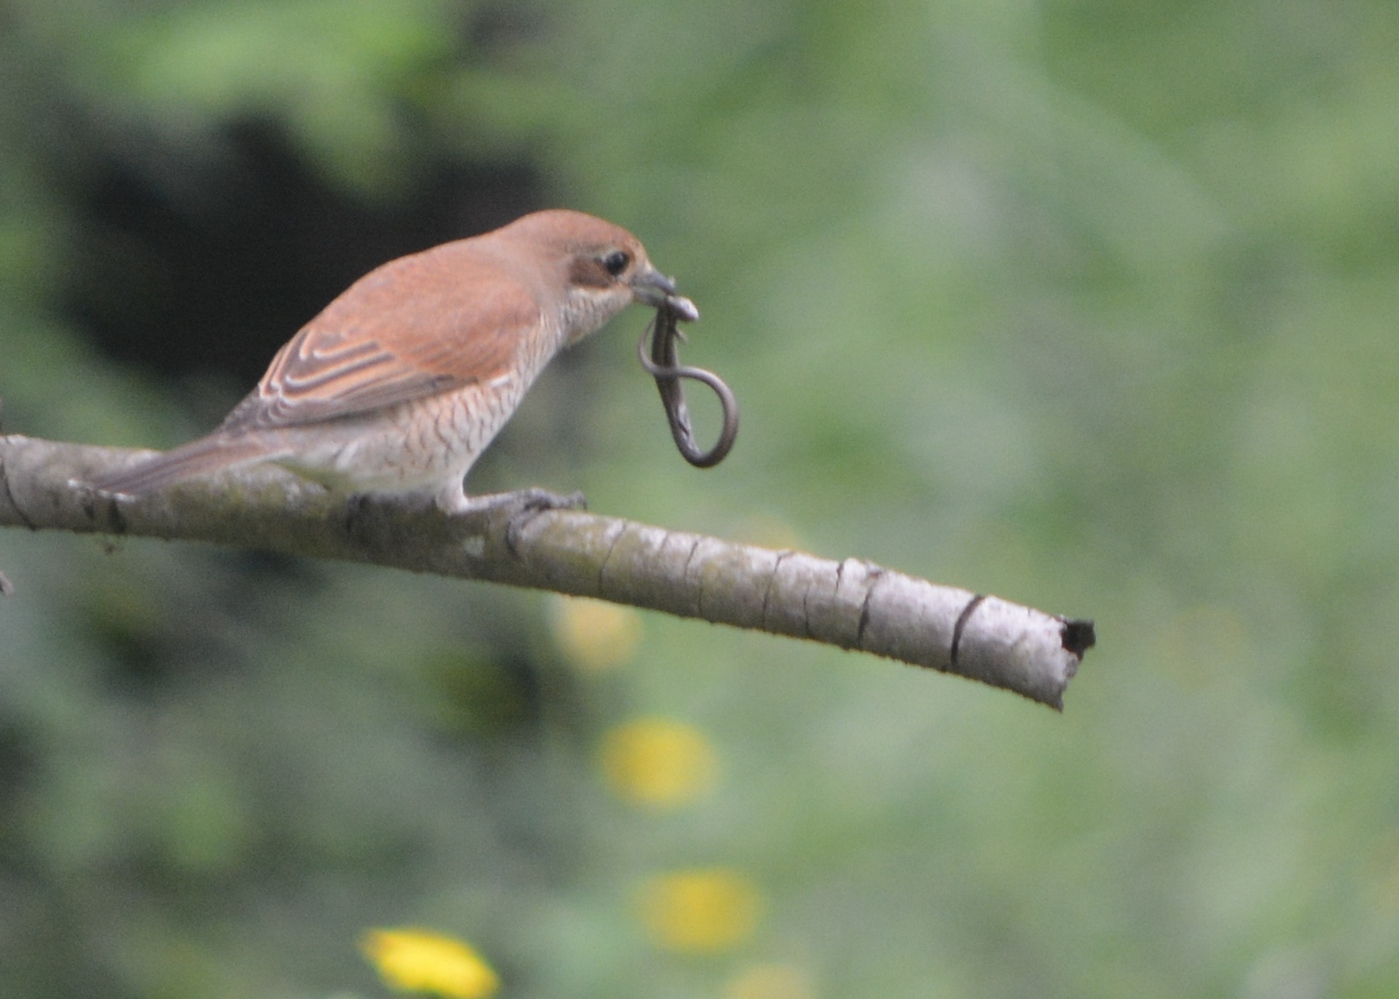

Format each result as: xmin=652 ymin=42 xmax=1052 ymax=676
xmin=501 ymin=488 xmax=587 ymax=554
xmin=452 ymin=488 xmax=586 ymax=554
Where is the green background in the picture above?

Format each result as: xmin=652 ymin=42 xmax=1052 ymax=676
xmin=3 ymin=0 xmax=1399 ymax=996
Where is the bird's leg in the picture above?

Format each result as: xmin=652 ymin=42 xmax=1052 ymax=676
xmin=451 ymin=488 xmax=588 ymax=516
xmin=440 ymin=486 xmax=587 ymax=555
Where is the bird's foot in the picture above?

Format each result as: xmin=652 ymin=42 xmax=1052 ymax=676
xmin=453 ymin=487 xmax=587 ymax=516
xmin=449 ymin=488 xmax=587 ymax=555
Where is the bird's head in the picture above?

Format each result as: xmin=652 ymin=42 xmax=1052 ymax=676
xmin=502 ymin=210 xmax=698 ymax=343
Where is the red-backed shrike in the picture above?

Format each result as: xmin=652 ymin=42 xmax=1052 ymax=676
xmin=84 ymin=210 xmax=697 ymax=512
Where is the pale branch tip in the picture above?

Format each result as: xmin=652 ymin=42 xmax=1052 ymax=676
xmin=0 ymin=434 xmax=1093 ymax=708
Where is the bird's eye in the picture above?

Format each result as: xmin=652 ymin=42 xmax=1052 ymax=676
xmin=602 ymin=250 xmax=631 ymax=277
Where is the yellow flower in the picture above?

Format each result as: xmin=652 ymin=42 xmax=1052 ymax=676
xmin=600 ymin=718 xmax=718 ymax=808
xmin=723 ymin=963 xmax=815 ymax=999
xmin=360 ymin=928 xmax=499 ymax=999
xmin=637 ymin=868 xmax=764 ymax=953
xmin=551 ymin=596 xmax=643 ymax=673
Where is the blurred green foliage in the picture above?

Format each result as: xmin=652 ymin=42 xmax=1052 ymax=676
xmin=4 ymin=0 xmax=1399 ymax=997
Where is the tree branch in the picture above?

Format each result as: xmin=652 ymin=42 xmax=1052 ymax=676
xmin=0 ymin=434 xmax=1093 ymax=708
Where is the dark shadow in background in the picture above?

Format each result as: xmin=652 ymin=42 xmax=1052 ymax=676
xmin=61 ymin=117 xmax=543 ymax=387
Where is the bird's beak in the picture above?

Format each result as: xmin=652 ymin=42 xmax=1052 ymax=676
xmin=631 ymin=265 xmax=700 ymax=322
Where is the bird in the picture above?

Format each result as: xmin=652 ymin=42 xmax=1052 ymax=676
xmin=81 ymin=209 xmax=698 ymax=514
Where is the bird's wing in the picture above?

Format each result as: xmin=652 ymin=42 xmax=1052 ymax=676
xmin=221 ymin=248 xmax=541 ymax=432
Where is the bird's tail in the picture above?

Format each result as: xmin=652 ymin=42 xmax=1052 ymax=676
xmin=81 ymin=434 xmax=279 ymax=498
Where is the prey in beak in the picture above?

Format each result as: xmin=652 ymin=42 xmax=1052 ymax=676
xmin=631 ymin=265 xmax=699 ymax=322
